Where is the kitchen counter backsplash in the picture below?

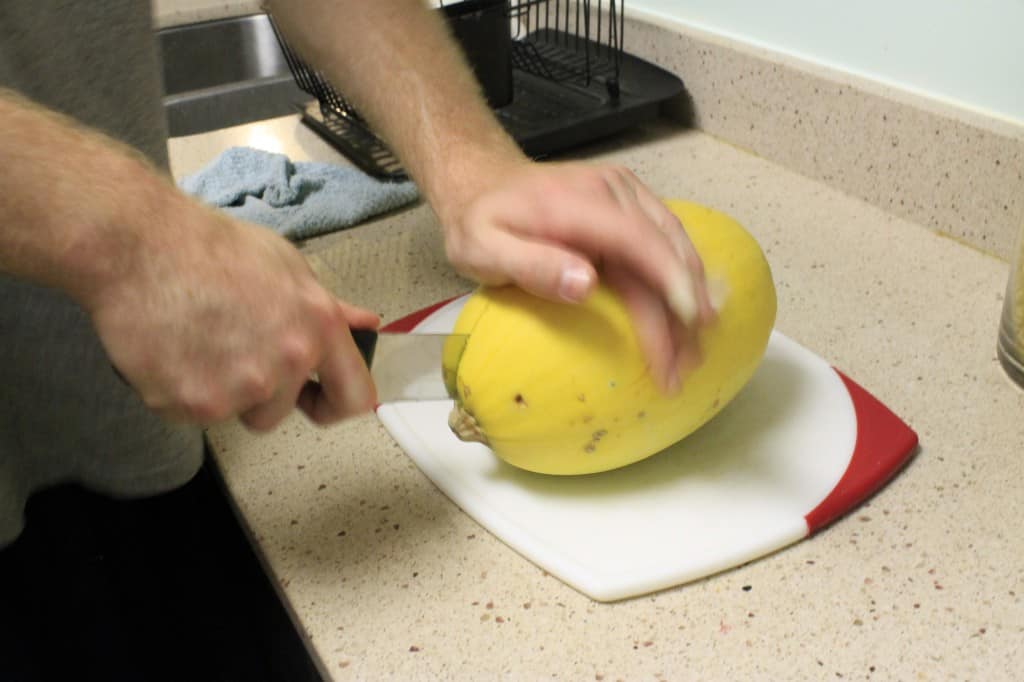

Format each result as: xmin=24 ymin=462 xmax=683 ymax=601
xmin=624 ymin=9 xmax=1024 ymax=262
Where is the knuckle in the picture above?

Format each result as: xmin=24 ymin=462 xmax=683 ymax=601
xmin=322 ymin=299 xmax=348 ymax=334
xmin=602 ymin=163 xmax=628 ymax=179
xmin=300 ymin=282 xmax=337 ymax=321
xmin=281 ymin=333 xmax=318 ymax=373
xmin=240 ymin=409 xmax=279 ymax=433
xmin=239 ymin=368 xmax=275 ymax=404
xmin=586 ymin=169 xmax=615 ymax=196
xmin=173 ymin=380 xmax=231 ymax=423
xmin=185 ymin=395 xmax=230 ymax=424
xmin=445 ymin=230 xmax=488 ymax=276
xmin=599 ymin=164 xmax=628 ymax=184
xmin=614 ymin=164 xmax=637 ymax=183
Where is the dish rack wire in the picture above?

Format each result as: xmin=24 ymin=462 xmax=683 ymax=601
xmin=507 ymin=0 xmax=624 ymax=85
xmin=270 ymin=1 xmax=684 ymax=181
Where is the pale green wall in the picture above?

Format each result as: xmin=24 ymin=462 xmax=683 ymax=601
xmin=628 ymin=0 xmax=1024 ymax=124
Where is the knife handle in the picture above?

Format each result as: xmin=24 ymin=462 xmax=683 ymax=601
xmin=350 ymin=328 xmax=378 ymax=367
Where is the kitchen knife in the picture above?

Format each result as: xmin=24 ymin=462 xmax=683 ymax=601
xmin=350 ymin=328 xmax=466 ymax=403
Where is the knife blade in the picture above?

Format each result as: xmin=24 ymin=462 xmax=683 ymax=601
xmin=350 ymin=328 xmax=466 ymax=403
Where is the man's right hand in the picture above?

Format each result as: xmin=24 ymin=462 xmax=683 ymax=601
xmin=84 ymin=199 xmax=378 ymax=431
xmin=1 ymin=89 xmax=376 ymax=432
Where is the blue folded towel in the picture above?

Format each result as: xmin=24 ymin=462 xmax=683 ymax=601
xmin=179 ymin=147 xmax=419 ymax=240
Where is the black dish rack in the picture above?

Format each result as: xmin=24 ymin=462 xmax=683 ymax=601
xmin=270 ymin=1 xmax=685 ymax=181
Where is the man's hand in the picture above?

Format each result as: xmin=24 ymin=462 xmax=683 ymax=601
xmin=84 ymin=200 xmax=378 ymax=431
xmin=439 ymin=159 xmax=716 ymax=394
xmin=0 ymin=88 xmax=377 ymax=432
xmin=268 ymin=2 xmax=714 ymax=394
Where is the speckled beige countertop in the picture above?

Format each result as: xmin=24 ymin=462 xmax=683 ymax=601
xmin=166 ymin=12 xmax=1024 ymax=682
xmin=170 ymin=114 xmax=1023 ymax=680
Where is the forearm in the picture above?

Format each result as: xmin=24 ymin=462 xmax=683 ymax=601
xmin=266 ymin=0 xmax=527 ymax=224
xmin=0 ymin=88 xmax=188 ymax=307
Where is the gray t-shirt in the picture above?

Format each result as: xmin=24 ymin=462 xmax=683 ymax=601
xmin=0 ymin=0 xmax=203 ymax=546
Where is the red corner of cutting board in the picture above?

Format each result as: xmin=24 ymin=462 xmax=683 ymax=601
xmin=380 ymin=295 xmax=462 ymax=333
xmin=804 ymin=369 xmax=919 ymax=534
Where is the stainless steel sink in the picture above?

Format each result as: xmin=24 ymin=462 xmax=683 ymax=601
xmin=159 ymin=13 xmax=311 ymax=136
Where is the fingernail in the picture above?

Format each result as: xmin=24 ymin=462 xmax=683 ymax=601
xmin=669 ymin=272 xmax=699 ymax=326
xmin=559 ymin=266 xmax=592 ymax=302
xmin=705 ymin=275 xmax=730 ymax=316
xmin=665 ymin=368 xmax=682 ymax=395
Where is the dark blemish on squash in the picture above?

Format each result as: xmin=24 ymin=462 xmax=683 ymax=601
xmin=608 ymin=380 xmax=617 ymax=388
xmin=638 ymin=411 xmax=646 ymax=419
xmin=577 ymin=393 xmax=586 ymax=402
xmin=514 ymin=393 xmax=528 ymax=408
xmin=584 ymin=429 xmax=608 ymax=454
xmin=712 ymin=397 xmax=720 ymax=408
xmin=582 ymin=414 xmax=594 ymax=424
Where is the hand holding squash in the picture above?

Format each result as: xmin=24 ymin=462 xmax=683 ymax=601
xmin=437 ymin=160 xmax=716 ymax=393
xmin=443 ymin=200 xmax=776 ymax=476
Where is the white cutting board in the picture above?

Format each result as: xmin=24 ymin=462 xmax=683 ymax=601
xmin=376 ymin=296 xmax=918 ymax=602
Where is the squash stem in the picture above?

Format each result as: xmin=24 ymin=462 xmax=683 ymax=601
xmin=448 ymin=405 xmax=489 ymax=445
